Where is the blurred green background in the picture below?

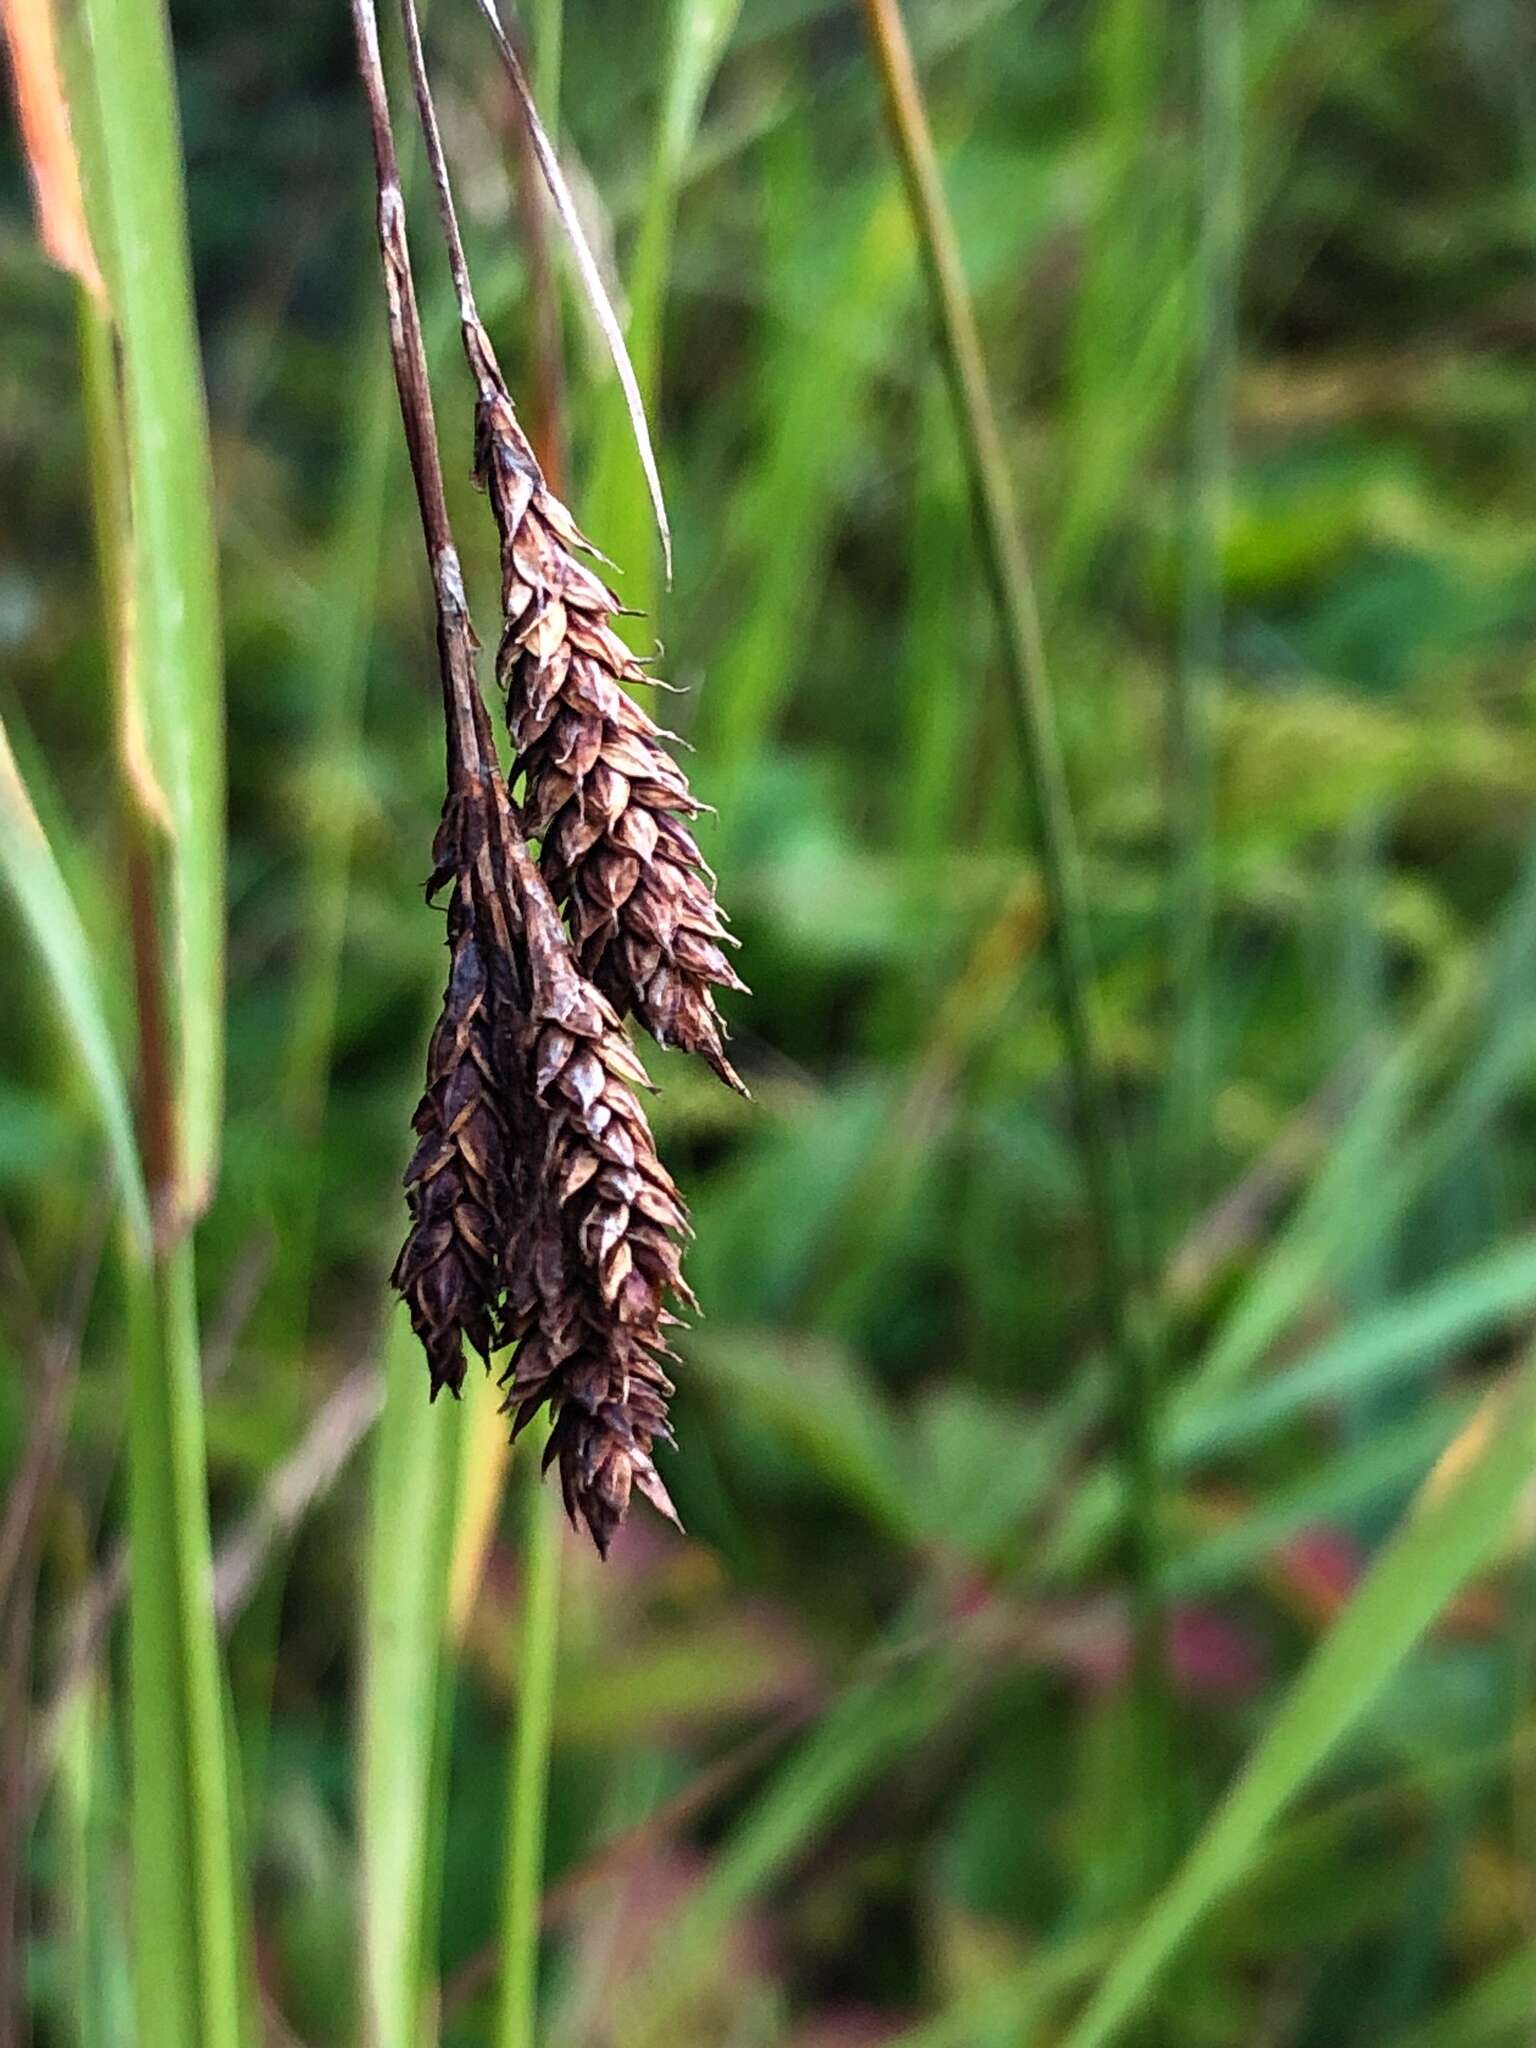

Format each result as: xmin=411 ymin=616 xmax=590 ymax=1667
xmin=10 ymin=0 xmax=1536 ymax=2041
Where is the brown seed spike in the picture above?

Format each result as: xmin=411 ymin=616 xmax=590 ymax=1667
xmin=392 ymin=868 xmax=511 ymax=1400
xmin=472 ymin=385 xmax=749 ymax=1096
xmin=494 ymin=839 xmax=694 ymax=1550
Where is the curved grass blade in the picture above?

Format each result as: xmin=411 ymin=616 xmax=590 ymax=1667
xmin=857 ymin=0 xmax=1165 ymax=1863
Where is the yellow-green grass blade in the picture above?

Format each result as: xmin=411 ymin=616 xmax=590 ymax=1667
xmin=77 ymin=0 xmax=224 ymax=1219
xmin=1059 ymin=1363 xmax=1536 ymax=2048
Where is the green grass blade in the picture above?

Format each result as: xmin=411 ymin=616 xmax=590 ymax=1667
xmin=1059 ymin=1362 xmax=1536 ymax=2048
xmin=124 ymin=1240 xmax=242 ymax=2048
xmin=359 ymin=1308 xmax=470 ymax=2048
xmin=699 ymin=158 xmax=909 ymax=808
xmin=0 ymin=718 xmax=148 ymax=1250
xmin=1190 ymin=831 xmax=1536 ymax=1408
xmin=1165 ymin=1397 xmax=1474 ymax=1597
xmin=904 ymin=368 xmax=975 ymax=866
xmin=1173 ymin=1235 xmax=1536 ymax=1461
xmin=77 ymin=0 xmax=224 ymax=1219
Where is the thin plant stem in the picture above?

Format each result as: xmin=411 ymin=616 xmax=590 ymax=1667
xmin=495 ymin=1416 xmax=563 ymax=2048
xmin=1164 ymin=0 xmax=1242 ymax=1233
xmin=856 ymin=0 xmax=1167 ymax=1841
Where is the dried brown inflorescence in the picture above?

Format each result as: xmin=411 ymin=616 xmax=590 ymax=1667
xmin=390 ymin=864 xmax=508 ymax=1401
xmin=498 ymin=867 xmax=693 ymax=1552
xmin=353 ymin=0 xmax=743 ymax=1550
xmin=474 ymin=379 xmax=749 ymax=1094
xmin=393 ymin=745 xmax=695 ymax=1551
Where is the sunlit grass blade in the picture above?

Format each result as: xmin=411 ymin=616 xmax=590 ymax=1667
xmin=359 ymin=1308 xmax=471 ymax=2048
xmin=78 ymin=0 xmax=224 ymax=1221
xmin=1058 ymin=1363 xmax=1536 ymax=2048
xmin=470 ymin=0 xmax=672 ymax=577
xmin=0 ymin=718 xmax=148 ymax=1251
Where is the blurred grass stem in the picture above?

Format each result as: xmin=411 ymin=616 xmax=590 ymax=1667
xmin=857 ymin=0 xmax=1167 ymax=1832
